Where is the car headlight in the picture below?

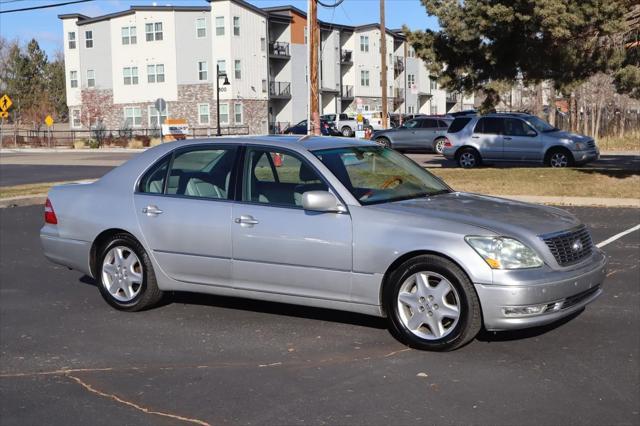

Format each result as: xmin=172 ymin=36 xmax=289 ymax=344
xmin=465 ymin=236 xmax=543 ymax=269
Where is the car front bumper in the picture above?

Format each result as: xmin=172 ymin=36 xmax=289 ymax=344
xmin=476 ymin=249 xmax=607 ymax=331
xmin=573 ymin=148 xmax=599 ymax=164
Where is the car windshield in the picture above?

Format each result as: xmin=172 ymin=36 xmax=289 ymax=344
xmin=527 ymin=116 xmax=557 ymax=132
xmin=313 ymin=146 xmax=451 ymax=205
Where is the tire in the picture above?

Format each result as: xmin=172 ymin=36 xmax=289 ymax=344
xmin=376 ymin=137 xmax=391 ymax=148
xmin=384 ymin=254 xmax=482 ymax=351
xmin=97 ymin=233 xmax=163 ymax=312
xmin=545 ymin=148 xmax=574 ymax=168
xmin=457 ymin=147 xmax=481 ymax=168
xmin=341 ymin=126 xmax=353 ymax=137
xmin=433 ymin=138 xmax=446 ymax=154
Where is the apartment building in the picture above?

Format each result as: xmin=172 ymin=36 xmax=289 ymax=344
xmin=60 ymin=0 xmax=455 ymax=134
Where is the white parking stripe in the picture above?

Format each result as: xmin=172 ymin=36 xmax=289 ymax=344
xmin=596 ymin=224 xmax=640 ymax=248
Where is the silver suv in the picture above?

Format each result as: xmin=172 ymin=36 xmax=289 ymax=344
xmin=442 ymin=113 xmax=599 ymax=168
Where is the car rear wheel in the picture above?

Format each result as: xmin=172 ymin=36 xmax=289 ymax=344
xmin=376 ymin=137 xmax=391 ymax=148
xmin=457 ymin=148 xmax=481 ymax=168
xmin=384 ymin=255 xmax=481 ymax=351
xmin=341 ymin=126 xmax=353 ymax=137
xmin=546 ymin=149 xmax=574 ymax=168
xmin=97 ymin=234 xmax=163 ymax=312
xmin=433 ymin=138 xmax=446 ymax=154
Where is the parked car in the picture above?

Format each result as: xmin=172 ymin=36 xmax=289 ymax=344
xmin=321 ymin=113 xmax=361 ymax=137
xmin=443 ymin=113 xmax=600 ymax=168
xmin=283 ymin=119 xmax=341 ymax=136
xmin=41 ymin=136 xmax=607 ymax=351
xmin=372 ymin=116 xmax=453 ymax=153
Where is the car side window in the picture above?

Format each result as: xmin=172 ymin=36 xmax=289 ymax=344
xmin=404 ymin=119 xmax=420 ymax=129
xmin=504 ymin=118 xmax=536 ymax=137
xmin=421 ymin=119 xmax=438 ymax=129
xmin=243 ymin=148 xmax=328 ymax=208
xmin=438 ymin=120 xmax=450 ymax=128
xmin=474 ymin=117 xmax=503 ymax=135
xmin=139 ymin=155 xmax=170 ymax=194
xmin=166 ymin=147 xmax=237 ymax=199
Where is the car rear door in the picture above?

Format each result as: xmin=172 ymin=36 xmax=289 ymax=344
xmin=472 ymin=117 xmax=504 ymax=160
xmin=502 ymin=118 xmax=542 ymax=161
xmin=134 ymin=145 xmax=238 ymax=287
xmin=231 ymin=146 xmax=353 ymax=302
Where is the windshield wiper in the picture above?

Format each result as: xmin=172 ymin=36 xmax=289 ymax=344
xmin=427 ymin=189 xmax=451 ymax=197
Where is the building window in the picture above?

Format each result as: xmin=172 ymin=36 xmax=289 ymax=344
xmin=148 ymin=105 xmax=168 ymax=127
xmin=146 ymin=22 xmax=163 ymax=41
xmin=233 ymin=16 xmax=240 ymax=36
xmin=68 ymin=32 xmax=76 ymax=49
xmin=71 ymin=109 xmax=81 ymax=128
xmin=360 ymin=70 xmax=370 ymax=87
xmin=123 ymin=67 xmax=139 ymax=85
xmin=408 ymin=106 xmax=414 ymax=114
xmin=219 ymin=103 xmax=229 ymax=124
xmin=360 ymin=35 xmax=369 ymax=52
xmin=147 ymin=64 xmax=165 ymax=83
xmin=122 ymin=26 xmax=137 ymax=45
xmin=198 ymin=61 xmax=208 ymax=81
xmin=217 ymin=60 xmax=226 ymax=73
xmin=234 ymin=103 xmax=243 ymax=124
xmin=408 ymin=74 xmax=415 ymax=86
xmin=215 ymin=16 xmax=224 ymax=36
xmin=234 ymin=60 xmax=241 ymax=79
xmin=430 ymin=78 xmax=437 ymax=91
xmin=196 ymin=17 xmax=206 ymax=38
xmin=262 ymin=79 xmax=267 ymax=93
xmin=430 ymin=104 xmax=438 ymax=115
xmin=124 ymin=107 xmax=142 ymax=127
xmin=260 ymin=37 xmax=266 ymax=51
xmin=198 ymin=103 xmax=210 ymax=125
xmin=85 ymin=31 xmax=93 ymax=48
xmin=86 ymin=70 xmax=95 ymax=88
xmin=70 ymin=70 xmax=78 ymax=88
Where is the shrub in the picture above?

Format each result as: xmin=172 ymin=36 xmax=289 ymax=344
xmin=88 ymin=139 xmax=100 ymax=149
xmin=73 ymin=140 xmax=87 ymax=149
xmin=127 ymin=139 xmax=144 ymax=149
xmin=150 ymin=137 xmax=163 ymax=147
xmin=135 ymin=135 xmax=151 ymax=147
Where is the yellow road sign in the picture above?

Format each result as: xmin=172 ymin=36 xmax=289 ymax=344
xmin=0 ymin=111 xmax=8 ymax=119
xmin=45 ymin=115 xmax=54 ymax=127
xmin=0 ymin=94 xmax=12 ymax=112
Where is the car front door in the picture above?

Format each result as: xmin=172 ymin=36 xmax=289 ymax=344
xmin=231 ymin=146 xmax=353 ymax=301
xmin=134 ymin=145 xmax=238 ymax=287
xmin=472 ymin=117 xmax=504 ymax=160
xmin=391 ymin=119 xmax=421 ymax=149
xmin=502 ymin=118 xmax=541 ymax=161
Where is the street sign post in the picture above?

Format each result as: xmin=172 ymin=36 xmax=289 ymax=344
xmin=154 ymin=98 xmax=166 ymax=141
xmin=45 ymin=115 xmax=54 ymax=147
xmin=0 ymin=94 xmax=12 ymax=149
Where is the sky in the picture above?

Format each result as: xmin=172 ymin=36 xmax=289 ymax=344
xmin=0 ymin=0 xmax=438 ymax=58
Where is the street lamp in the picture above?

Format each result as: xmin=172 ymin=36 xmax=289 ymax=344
xmin=216 ymin=64 xmax=230 ymax=137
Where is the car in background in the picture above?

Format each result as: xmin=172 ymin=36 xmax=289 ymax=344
xmin=283 ymin=119 xmax=341 ymax=136
xmin=321 ymin=113 xmax=362 ymax=137
xmin=372 ymin=116 xmax=453 ymax=153
xmin=442 ymin=113 xmax=599 ymax=168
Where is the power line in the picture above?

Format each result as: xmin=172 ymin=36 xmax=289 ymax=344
xmin=0 ymin=0 xmax=92 ymax=14
xmin=317 ymin=0 xmax=345 ymax=8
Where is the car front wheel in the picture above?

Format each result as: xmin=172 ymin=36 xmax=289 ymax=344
xmin=97 ymin=234 xmax=163 ymax=311
xmin=384 ymin=255 xmax=482 ymax=351
xmin=546 ymin=149 xmax=574 ymax=168
xmin=341 ymin=126 xmax=353 ymax=137
xmin=457 ymin=148 xmax=481 ymax=168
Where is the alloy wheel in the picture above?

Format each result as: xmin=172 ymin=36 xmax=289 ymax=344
xmin=101 ymin=246 xmax=143 ymax=302
xmin=435 ymin=139 xmax=445 ymax=154
xmin=459 ymin=152 xmax=476 ymax=167
xmin=550 ymin=152 xmax=569 ymax=167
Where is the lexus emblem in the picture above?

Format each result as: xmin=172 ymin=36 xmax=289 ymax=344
xmin=572 ymin=240 xmax=583 ymax=252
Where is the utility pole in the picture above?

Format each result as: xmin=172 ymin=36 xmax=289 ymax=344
xmin=380 ymin=0 xmax=388 ymax=129
xmin=308 ymin=0 xmax=320 ymax=135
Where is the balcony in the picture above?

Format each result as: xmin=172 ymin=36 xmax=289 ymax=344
xmin=269 ymin=41 xmax=290 ymax=59
xmin=394 ymin=56 xmax=404 ymax=76
xmin=394 ymin=87 xmax=405 ymax=100
xmin=446 ymin=92 xmax=459 ymax=103
xmin=269 ymin=81 xmax=291 ymax=99
xmin=340 ymin=50 xmax=353 ymax=65
xmin=341 ymin=85 xmax=354 ymax=100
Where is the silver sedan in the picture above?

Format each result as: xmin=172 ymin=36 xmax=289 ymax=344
xmin=41 ymin=136 xmax=606 ymax=351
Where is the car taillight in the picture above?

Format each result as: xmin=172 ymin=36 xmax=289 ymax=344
xmin=444 ymin=138 xmax=453 ymax=148
xmin=44 ymin=198 xmax=58 ymax=224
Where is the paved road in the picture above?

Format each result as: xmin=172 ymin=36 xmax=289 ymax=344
xmin=0 ymin=205 xmax=638 ymax=425
xmin=0 ymin=150 xmax=638 ymax=186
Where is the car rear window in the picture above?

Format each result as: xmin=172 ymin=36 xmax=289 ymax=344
xmin=447 ymin=117 xmax=472 ymax=133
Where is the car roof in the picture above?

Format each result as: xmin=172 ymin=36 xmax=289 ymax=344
xmin=153 ymin=135 xmax=377 ymax=153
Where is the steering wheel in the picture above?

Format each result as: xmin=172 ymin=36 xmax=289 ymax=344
xmin=381 ymin=176 xmax=403 ymax=189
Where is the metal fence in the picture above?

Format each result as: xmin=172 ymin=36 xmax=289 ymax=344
xmin=0 ymin=126 xmax=250 ymax=148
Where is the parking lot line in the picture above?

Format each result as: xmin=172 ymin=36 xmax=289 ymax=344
xmin=597 ymin=224 xmax=640 ymax=248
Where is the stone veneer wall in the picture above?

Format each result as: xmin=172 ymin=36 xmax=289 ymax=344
xmin=342 ymin=97 xmax=395 ymax=114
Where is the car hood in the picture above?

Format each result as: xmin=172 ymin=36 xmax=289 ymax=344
xmin=545 ymin=130 xmax=591 ymax=142
xmin=369 ymin=192 xmax=580 ymax=237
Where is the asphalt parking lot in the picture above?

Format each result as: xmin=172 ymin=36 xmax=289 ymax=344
xmin=0 ymin=205 xmax=638 ymax=425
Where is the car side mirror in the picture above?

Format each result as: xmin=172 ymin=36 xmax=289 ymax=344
xmin=527 ymin=129 xmax=537 ymax=136
xmin=302 ymin=191 xmax=346 ymax=213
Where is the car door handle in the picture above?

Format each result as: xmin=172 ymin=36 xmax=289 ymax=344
xmin=503 ymin=136 xmax=512 ymax=140
xmin=234 ymin=215 xmax=259 ymax=226
xmin=142 ymin=205 xmax=163 ymax=216
xmin=471 ymin=135 xmax=479 ymax=139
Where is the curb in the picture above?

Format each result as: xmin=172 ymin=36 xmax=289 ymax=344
xmin=0 ymin=195 xmax=47 ymax=208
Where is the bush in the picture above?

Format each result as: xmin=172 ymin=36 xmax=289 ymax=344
xmin=91 ymin=122 xmax=107 ymax=147
xmin=88 ymin=139 xmax=100 ymax=149
xmin=73 ymin=140 xmax=87 ymax=149
xmin=150 ymin=137 xmax=163 ymax=147
xmin=135 ymin=135 xmax=151 ymax=147
xmin=118 ymin=123 xmax=133 ymax=140
xmin=127 ymin=139 xmax=144 ymax=149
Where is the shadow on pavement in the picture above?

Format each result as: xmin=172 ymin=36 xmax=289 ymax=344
xmin=476 ymin=309 xmax=584 ymax=342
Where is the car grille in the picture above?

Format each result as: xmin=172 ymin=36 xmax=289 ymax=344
xmin=562 ymin=285 xmax=600 ymax=310
xmin=541 ymin=225 xmax=594 ymax=266
xmin=586 ymin=139 xmax=596 ymax=149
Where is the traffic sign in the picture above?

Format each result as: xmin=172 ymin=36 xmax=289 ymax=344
xmin=0 ymin=111 xmax=8 ymax=119
xmin=0 ymin=94 xmax=12 ymax=112
xmin=154 ymin=98 xmax=166 ymax=113
xmin=45 ymin=115 xmax=54 ymax=127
